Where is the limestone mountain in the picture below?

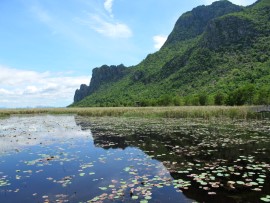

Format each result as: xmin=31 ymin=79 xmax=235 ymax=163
xmin=74 ymin=64 xmax=129 ymax=103
xmin=71 ymin=0 xmax=270 ymax=107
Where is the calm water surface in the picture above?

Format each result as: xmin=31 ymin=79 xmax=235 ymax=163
xmin=0 ymin=115 xmax=269 ymax=203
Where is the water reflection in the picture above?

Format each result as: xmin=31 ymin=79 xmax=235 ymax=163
xmin=75 ymin=116 xmax=270 ymax=203
xmin=0 ymin=115 xmax=269 ymax=203
xmin=0 ymin=115 xmax=91 ymax=155
xmin=0 ymin=115 xmax=192 ymax=203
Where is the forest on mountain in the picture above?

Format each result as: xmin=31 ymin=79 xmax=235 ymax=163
xmin=71 ymin=0 xmax=270 ymax=107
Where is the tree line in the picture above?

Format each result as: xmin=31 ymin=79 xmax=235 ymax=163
xmin=136 ymin=84 xmax=269 ymax=107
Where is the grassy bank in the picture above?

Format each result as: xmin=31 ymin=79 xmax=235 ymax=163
xmin=0 ymin=106 xmax=265 ymax=120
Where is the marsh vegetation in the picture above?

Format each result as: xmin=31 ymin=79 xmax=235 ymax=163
xmin=0 ymin=106 xmax=267 ymax=119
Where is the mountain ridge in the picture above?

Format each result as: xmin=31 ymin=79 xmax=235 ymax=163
xmin=164 ymin=0 xmax=243 ymax=47
xmin=71 ymin=0 xmax=270 ymax=107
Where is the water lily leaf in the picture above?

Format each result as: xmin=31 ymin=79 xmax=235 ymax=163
xmin=124 ymin=167 xmax=130 ymax=172
xmin=132 ymin=195 xmax=139 ymax=200
xmin=261 ymin=198 xmax=270 ymax=202
xmin=91 ymin=197 xmax=100 ymax=201
xmin=250 ymin=182 xmax=258 ymax=186
xmin=145 ymin=196 xmax=152 ymax=200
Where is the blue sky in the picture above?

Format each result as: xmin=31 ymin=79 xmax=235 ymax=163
xmin=0 ymin=0 xmax=256 ymax=108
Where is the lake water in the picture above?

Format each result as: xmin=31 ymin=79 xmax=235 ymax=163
xmin=0 ymin=115 xmax=269 ymax=203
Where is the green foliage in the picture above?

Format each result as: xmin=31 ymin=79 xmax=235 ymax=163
xmin=255 ymin=85 xmax=270 ymax=105
xmin=71 ymin=0 xmax=270 ymax=108
xmin=198 ymin=93 xmax=208 ymax=106
xmin=226 ymin=84 xmax=255 ymax=105
xmin=164 ymin=0 xmax=242 ymax=46
xmin=214 ymin=92 xmax=226 ymax=105
xmin=172 ymin=95 xmax=183 ymax=106
xmin=157 ymin=95 xmax=173 ymax=106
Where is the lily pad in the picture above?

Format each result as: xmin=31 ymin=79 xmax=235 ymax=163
xmin=261 ymin=197 xmax=270 ymax=202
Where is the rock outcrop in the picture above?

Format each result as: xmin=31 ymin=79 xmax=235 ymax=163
xmin=74 ymin=84 xmax=90 ymax=103
xmin=71 ymin=0 xmax=270 ymax=107
xmin=74 ymin=64 xmax=129 ymax=103
xmin=164 ymin=0 xmax=242 ymax=47
xmin=203 ymin=15 xmax=258 ymax=49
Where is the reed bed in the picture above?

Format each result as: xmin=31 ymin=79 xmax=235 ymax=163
xmin=0 ymin=106 xmax=262 ymax=119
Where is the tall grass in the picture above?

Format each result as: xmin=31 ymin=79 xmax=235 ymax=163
xmin=0 ymin=106 xmax=262 ymax=119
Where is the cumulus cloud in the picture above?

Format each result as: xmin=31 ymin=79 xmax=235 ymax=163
xmin=24 ymin=86 xmax=39 ymax=95
xmin=204 ymin=0 xmax=256 ymax=6
xmin=0 ymin=66 xmax=50 ymax=86
xmin=104 ymin=0 xmax=114 ymax=16
xmin=0 ymin=89 xmax=12 ymax=95
xmin=153 ymin=35 xmax=167 ymax=50
xmin=0 ymin=65 xmax=89 ymax=108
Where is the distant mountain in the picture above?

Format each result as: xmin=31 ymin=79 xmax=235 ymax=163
xmin=71 ymin=0 xmax=270 ymax=107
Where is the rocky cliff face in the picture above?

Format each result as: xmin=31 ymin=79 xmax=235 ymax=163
xmin=74 ymin=64 xmax=129 ymax=103
xmin=203 ymin=15 xmax=258 ymax=49
xmin=74 ymin=84 xmax=90 ymax=103
xmin=164 ymin=0 xmax=242 ymax=47
xmin=71 ymin=0 xmax=270 ymax=107
xmin=88 ymin=64 xmax=129 ymax=93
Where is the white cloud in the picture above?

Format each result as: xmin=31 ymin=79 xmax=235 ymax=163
xmin=0 ymin=88 xmax=12 ymax=95
xmin=74 ymin=0 xmax=132 ymax=39
xmin=153 ymin=35 xmax=167 ymax=50
xmin=104 ymin=0 xmax=114 ymax=16
xmin=79 ymin=14 xmax=132 ymax=38
xmin=204 ymin=0 xmax=256 ymax=6
xmin=0 ymin=65 xmax=89 ymax=108
xmin=25 ymin=86 xmax=39 ymax=94
xmin=0 ymin=66 xmax=50 ymax=86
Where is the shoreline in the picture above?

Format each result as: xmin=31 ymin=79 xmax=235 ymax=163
xmin=0 ymin=106 xmax=268 ymax=120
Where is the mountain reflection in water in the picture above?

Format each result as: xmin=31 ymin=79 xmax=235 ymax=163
xmin=0 ymin=115 xmax=192 ymax=203
xmin=75 ymin=116 xmax=270 ymax=203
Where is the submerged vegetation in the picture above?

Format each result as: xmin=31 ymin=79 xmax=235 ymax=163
xmin=0 ymin=114 xmax=269 ymax=202
xmin=76 ymin=116 xmax=270 ymax=202
xmin=0 ymin=106 xmax=268 ymax=120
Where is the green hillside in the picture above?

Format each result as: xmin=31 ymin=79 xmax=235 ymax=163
xmin=71 ymin=0 xmax=270 ymax=107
